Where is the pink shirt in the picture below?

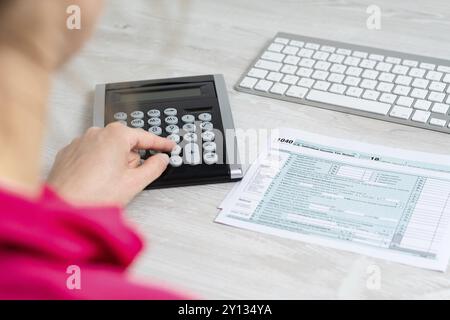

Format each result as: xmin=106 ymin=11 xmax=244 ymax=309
xmin=0 ymin=186 xmax=186 ymax=299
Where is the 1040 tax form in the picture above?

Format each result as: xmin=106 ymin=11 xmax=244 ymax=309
xmin=217 ymin=129 xmax=450 ymax=271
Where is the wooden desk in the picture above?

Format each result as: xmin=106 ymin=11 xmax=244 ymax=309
xmin=45 ymin=0 xmax=450 ymax=299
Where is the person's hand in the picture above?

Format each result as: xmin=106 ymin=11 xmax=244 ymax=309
xmin=47 ymin=123 xmax=176 ymax=206
xmin=0 ymin=0 xmax=103 ymax=71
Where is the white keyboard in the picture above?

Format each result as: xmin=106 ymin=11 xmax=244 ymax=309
xmin=236 ymin=32 xmax=450 ymax=133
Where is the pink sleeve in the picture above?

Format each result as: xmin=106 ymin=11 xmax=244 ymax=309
xmin=0 ymin=186 xmax=189 ymax=300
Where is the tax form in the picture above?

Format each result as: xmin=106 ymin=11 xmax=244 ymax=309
xmin=216 ymin=129 xmax=450 ymax=271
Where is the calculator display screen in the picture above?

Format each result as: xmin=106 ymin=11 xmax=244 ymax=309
xmin=119 ymin=88 xmax=202 ymax=102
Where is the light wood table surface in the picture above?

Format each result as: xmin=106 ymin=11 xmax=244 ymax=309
xmin=45 ymin=0 xmax=450 ymax=299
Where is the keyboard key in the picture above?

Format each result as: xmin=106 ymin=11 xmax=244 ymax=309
xmin=165 ymin=116 xmax=178 ymax=125
xmin=390 ymin=106 xmax=413 ymax=119
xmin=429 ymin=82 xmax=446 ymax=92
xmin=313 ymin=81 xmax=331 ymax=91
xmin=267 ymin=72 xmax=283 ymax=82
xmin=403 ymin=60 xmax=418 ymax=67
xmin=203 ymin=141 xmax=217 ymax=153
xmin=166 ymin=125 xmax=180 ymax=134
xmin=307 ymin=89 xmax=391 ymax=115
xmin=274 ymin=37 xmax=289 ymax=44
xmin=377 ymin=82 xmax=394 ymax=93
xmin=314 ymin=61 xmax=331 ymax=71
xmin=361 ymin=69 xmax=379 ymax=80
xmin=202 ymin=131 xmax=216 ymax=142
xmin=131 ymin=119 xmax=145 ymax=128
xmin=328 ymin=73 xmax=345 ymax=84
xmin=268 ymin=43 xmax=284 ymax=52
xmin=378 ymin=72 xmax=395 ymax=82
xmin=346 ymin=87 xmax=363 ymax=98
xmin=183 ymin=133 xmax=198 ymax=143
xmin=305 ymin=43 xmax=320 ymax=50
xmin=386 ymin=57 xmax=401 ymax=64
xmin=343 ymin=76 xmax=361 ymax=87
xmin=281 ymin=64 xmax=298 ymax=74
xmin=410 ymin=88 xmax=428 ymax=99
xmin=343 ymin=56 xmax=360 ymax=67
xmin=330 ymin=64 xmax=347 ymax=74
xmin=148 ymin=126 xmax=162 ymax=136
xmin=392 ymin=65 xmax=409 ymax=75
xmin=281 ymin=75 xmax=299 ymax=85
xmin=239 ymin=77 xmax=258 ymax=89
xmin=345 ymin=67 xmax=363 ymax=77
xmin=284 ymin=55 xmax=300 ymax=65
xmin=411 ymin=110 xmax=431 ymax=123
xmin=431 ymin=103 xmax=449 ymax=114
xmin=359 ymin=59 xmax=377 ymax=69
xmin=204 ymin=152 xmax=219 ymax=165
xmin=321 ymin=45 xmax=336 ymax=53
xmin=147 ymin=109 xmax=160 ymax=118
xmin=395 ymin=75 xmax=412 ymax=86
xmin=393 ymin=85 xmax=411 ymax=96
xmin=443 ymin=74 xmax=450 ymax=83
xmin=353 ymin=51 xmax=368 ymax=59
xmin=286 ymin=86 xmax=308 ymax=98
xmin=409 ymin=68 xmax=426 ymax=78
xmin=313 ymin=51 xmax=330 ymax=61
xmin=299 ymin=58 xmax=315 ymax=68
xmin=360 ymin=79 xmax=377 ymax=90
xmin=328 ymin=54 xmax=345 ymax=64
xmin=329 ymin=84 xmax=347 ymax=94
xmin=298 ymin=78 xmax=315 ymax=88
xmin=430 ymin=118 xmax=447 ymax=127
xmin=282 ymin=46 xmax=299 ymax=55
xmin=298 ymin=48 xmax=314 ymax=58
xmin=131 ymin=111 xmax=144 ymax=119
xmin=420 ymin=62 xmax=435 ymax=70
xmin=379 ymin=93 xmax=397 ymax=104
xmin=255 ymin=59 xmax=282 ymax=71
xmin=262 ymin=51 xmax=285 ymax=62
xmin=148 ymin=117 xmax=161 ymax=126
xmin=164 ymin=108 xmax=177 ymax=116
xmin=248 ymin=68 xmax=268 ymax=79
xmin=296 ymin=67 xmax=314 ymax=77
xmin=426 ymin=71 xmax=443 ymax=81
xmin=254 ymin=79 xmax=274 ymax=92
xmin=362 ymin=90 xmax=380 ymax=101
xmin=169 ymin=155 xmax=183 ymax=167
xmin=412 ymin=78 xmax=429 ymax=89
xmin=183 ymin=123 xmax=196 ymax=133
xmin=270 ymin=83 xmax=289 ymax=95
xmin=182 ymin=115 xmax=195 ymax=123
xmin=397 ymin=96 xmax=414 ymax=107
xmin=336 ymin=48 xmax=351 ymax=55
xmin=375 ymin=62 xmax=393 ymax=72
xmin=198 ymin=113 xmax=212 ymax=122
xmin=290 ymin=40 xmax=304 ymax=47
xmin=437 ymin=66 xmax=450 ymax=73
xmin=312 ymin=70 xmax=329 ymax=80
xmin=413 ymin=100 xmax=432 ymax=111
xmin=429 ymin=92 xmax=445 ymax=103
xmin=114 ymin=112 xmax=127 ymax=121
xmin=184 ymin=143 xmax=201 ymax=165
xmin=369 ymin=54 xmax=384 ymax=61
xmin=200 ymin=122 xmax=214 ymax=132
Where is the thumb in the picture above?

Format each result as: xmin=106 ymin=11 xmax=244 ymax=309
xmin=130 ymin=153 xmax=170 ymax=190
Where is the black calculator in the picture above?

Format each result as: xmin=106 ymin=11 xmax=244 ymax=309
xmin=93 ymin=74 xmax=243 ymax=189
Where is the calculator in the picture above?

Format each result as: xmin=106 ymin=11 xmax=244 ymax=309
xmin=93 ymin=74 xmax=243 ymax=189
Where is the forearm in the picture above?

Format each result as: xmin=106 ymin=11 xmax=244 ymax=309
xmin=0 ymin=46 xmax=51 ymax=196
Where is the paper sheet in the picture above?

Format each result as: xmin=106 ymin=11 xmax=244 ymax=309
xmin=216 ymin=129 xmax=450 ymax=271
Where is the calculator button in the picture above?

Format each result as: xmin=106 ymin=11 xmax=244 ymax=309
xmin=164 ymin=108 xmax=177 ymax=116
xmin=131 ymin=119 xmax=145 ymax=128
xmin=182 ymin=115 xmax=195 ymax=123
xmin=167 ymin=134 xmax=181 ymax=144
xmin=198 ymin=113 xmax=212 ymax=122
xmin=200 ymin=122 xmax=214 ymax=131
xmin=148 ymin=117 xmax=161 ymax=126
xmin=183 ymin=123 xmax=196 ymax=133
xmin=116 ymin=120 xmax=127 ymax=126
xmin=131 ymin=111 xmax=144 ymax=119
xmin=114 ymin=112 xmax=127 ymax=121
xmin=148 ymin=126 xmax=162 ymax=136
xmin=171 ymin=145 xmax=182 ymax=156
xmin=166 ymin=125 xmax=180 ymax=134
xmin=169 ymin=155 xmax=183 ymax=167
xmin=183 ymin=133 xmax=198 ymax=143
xmin=165 ymin=116 xmax=178 ymax=125
xmin=203 ymin=152 xmax=218 ymax=165
xmin=203 ymin=142 xmax=216 ymax=153
xmin=147 ymin=109 xmax=160 ymax=118
xmin=184 ymin=143 xmax=201 ymax=165
xmin=201 ymin=131 xmax=215 ymax=142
